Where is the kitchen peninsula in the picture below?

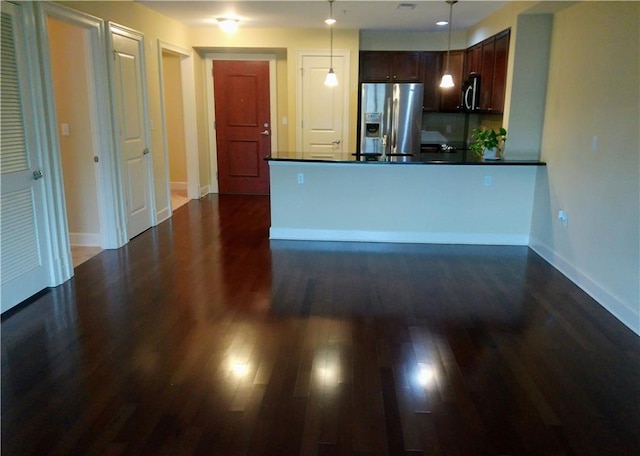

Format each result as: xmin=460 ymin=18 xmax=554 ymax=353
xmin=268 ymin=157 xmax=545 ymax=245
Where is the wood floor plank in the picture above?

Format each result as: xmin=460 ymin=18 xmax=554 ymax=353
xmin=2 ymin=194 xmax=639 ymax=455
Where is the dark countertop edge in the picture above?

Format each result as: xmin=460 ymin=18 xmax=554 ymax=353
xmin=265 ymin=157 xmax=546 ymax=166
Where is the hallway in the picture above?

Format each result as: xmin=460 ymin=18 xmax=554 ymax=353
xmin=2 ymin=195 xmax=639 ymax=455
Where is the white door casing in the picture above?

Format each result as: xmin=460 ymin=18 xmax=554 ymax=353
xmin=0 ymin=2 xmax=52 ymax=311
xmin=109 ymin=24 xmax=155 ymax=239
xmin=157 ymin=40 xmax=200 ymax=216
xmin=297 ymin=50 xmax=350 ymax=160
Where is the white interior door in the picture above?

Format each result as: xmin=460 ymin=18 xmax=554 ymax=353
xmin=298 ymin=52 xmax=350 ymax=160
xmin=1 ymin=3 xmax=52 ymax=312
xmin=109 ymin=25 xmax=154 ymax=239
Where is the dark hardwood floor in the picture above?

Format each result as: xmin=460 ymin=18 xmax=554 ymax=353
xmin=2 ymin=194 xmax=639 ymax=455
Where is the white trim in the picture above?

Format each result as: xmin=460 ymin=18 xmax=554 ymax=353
xmin=270 ymin=228 xmax=529 ymax=246
xmin=68 ymin=233 xmax=101 ymax=247
xmin=295 ymin=49 xmax=351 ymax=158
xmin=170 ymin=181 xmax=188 ymax=191
xmin=156 ymin=206 xmax=171 ymax=224
xmin=200 ymin=185 xmax=210 ymax=198
xmin=157 ymin=40 xmax=200 ymax=213
xmin=529 ymin=239 xmax=640 ymax=336
xmin=205 ymin=53 xmax=279 ymax=194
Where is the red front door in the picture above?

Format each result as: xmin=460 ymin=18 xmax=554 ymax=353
xmin=213 ymin=60 xmax=271 ymax=194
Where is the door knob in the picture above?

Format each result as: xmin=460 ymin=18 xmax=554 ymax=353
xmin=332 ymin=139 xmax=341 ymax=144
xmin=260 ymin=130 xmax=270 ymax=136
xmin=143 ymin=148 xmax=150 ymax=155
xmin=33 ymin=170 xmax=43 ymax=180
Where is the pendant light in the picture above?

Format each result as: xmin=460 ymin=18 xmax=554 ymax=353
xmin=324 ymin=0 xmax=338 ymax=87
xmin=439 ymin=0 xmax=457 ymax=88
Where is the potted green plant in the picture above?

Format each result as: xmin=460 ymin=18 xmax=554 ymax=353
xmin=470 ymin=127 xmax=507 ymax=160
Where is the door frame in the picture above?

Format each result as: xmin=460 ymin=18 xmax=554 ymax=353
xmin=107 ymin=22 xmax=157 ymax=234
xmin=205 ymin=53 xmax=277 ymax=194
xmin=34 ymin=3 xmax=128 ymax=286
xmin=296 ymin=49 xmax=351 ymax=158
xmin=157 ymin=40 xmax=200 ymax=218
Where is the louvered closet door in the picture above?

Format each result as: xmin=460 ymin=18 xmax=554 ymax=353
xmin=1 ymin=3 xmax=51 ymax=312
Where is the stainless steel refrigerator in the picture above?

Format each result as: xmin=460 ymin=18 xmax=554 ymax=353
xmin=360 ymin=83 xmax=423 ymax=162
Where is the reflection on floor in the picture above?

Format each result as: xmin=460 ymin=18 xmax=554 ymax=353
xmin=70 ymin=245 xmax=102 ymax=268
xmin=171 ymin=189 xmax=189 ymax=211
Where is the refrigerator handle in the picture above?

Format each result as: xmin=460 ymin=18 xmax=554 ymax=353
xmin=391 ymin=96 xmax=399 ymax=152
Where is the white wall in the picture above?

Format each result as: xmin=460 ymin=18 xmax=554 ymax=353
xmin=270 ymin=161 xmax=538 ymax=245
xmin=530 ymin=1 xmax=640 ymax=335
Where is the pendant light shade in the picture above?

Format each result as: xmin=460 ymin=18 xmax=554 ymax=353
xmin=439 ymin=0 xmax=458 ymax=88
xmin=324 ymin=0 xmax=338 ymax=87
xmin=440 ymin=73 xmax=454 ymax=88
xmin=325 ymin=68 xmax=338 ymax=87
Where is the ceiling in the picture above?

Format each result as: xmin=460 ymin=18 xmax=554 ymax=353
xmin=138 ymin=1 xmax=510 ymax=32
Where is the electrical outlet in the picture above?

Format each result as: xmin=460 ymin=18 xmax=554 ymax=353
xmin=591 ymin=135 xmax=598 ymax=152
xmin=446 ymin=124 xmax=452 ymax=133
xmin=557 ymin=210 xmax=568 ymax=227
xmin=297 ymin=173 xmax=304 ymax=184
xmin=61 ymin=123 xmax=70 ymax=136
xmin=484 ymin=175 xmax=492 ymax=187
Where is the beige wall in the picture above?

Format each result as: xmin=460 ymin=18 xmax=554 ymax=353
xmin=360 ymin=30 xmax=467 ymax=51
xmin=530 ymin=1 xmax=640 ymax=334
xmin=48 ymin=17 xmax=100 ymax=244
xmin=161 ymin=51 xmax=187 ymax=184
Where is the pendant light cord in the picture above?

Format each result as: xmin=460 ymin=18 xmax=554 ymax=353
xmin=445 ymin=0 xmax=455 ymax=73
xmin=329 ymin=0 xmax=334 ymax=69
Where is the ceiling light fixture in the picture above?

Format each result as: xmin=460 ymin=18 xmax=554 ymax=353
xmin=324 ymin=0 xmax=338 ymax=87
xmin=439 ymin=0 xmax=457 ymax=89
xmin=216 ymin=18 xmax=239 ymax=34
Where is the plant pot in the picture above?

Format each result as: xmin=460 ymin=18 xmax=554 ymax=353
xmin=483 ymin=147 xmax=500 ymax=160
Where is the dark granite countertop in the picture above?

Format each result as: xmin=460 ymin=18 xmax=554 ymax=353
xmin=266 ymin=156 xmax=546 ymax=166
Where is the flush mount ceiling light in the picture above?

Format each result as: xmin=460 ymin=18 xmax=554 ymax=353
xmin=216 ymin=18 xmax=239 ymax=33
xmin=324 ymin=0 xmax=338 ymax=87
xmin=397 ymin=3 xmax=416 ymax=10
xmin=439 ymin=0 xmax=458 ymax=89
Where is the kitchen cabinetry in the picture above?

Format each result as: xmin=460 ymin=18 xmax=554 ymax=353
xmin=463 ymin=29 xmax=510 ymax=113
xmin=421 ymin=52 xmax=441 ymax=111
xmin=439 ymin=50 xmax=465 ymax=112
xmin=359 ymin=51 xmax=422 ymax=82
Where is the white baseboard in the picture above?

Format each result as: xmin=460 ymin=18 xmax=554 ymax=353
xmin=200 ymin=185 xmax=210 ymax=197
xmin=69 ymin=232 xmax=100 ymax=247
xmin=269 ymin=228 xmax=529 ymax=246
xmin=529 ymin=239 xmax=639 ymax=336
xmin=156 ymin=206 xmax=171 ymax=224
xmin=170 ymin=181 xmax=188 ymax=191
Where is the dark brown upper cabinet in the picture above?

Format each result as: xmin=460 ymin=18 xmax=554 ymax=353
xmin=463 ymin=29 xmax=511 ymax=113
xmin=421 ymin=52 xmax=441 ymax=112
xmin=359 ymin=51 xmax=422 ymax=82
xmin=438 ymin=50 xmax=465 ymax=112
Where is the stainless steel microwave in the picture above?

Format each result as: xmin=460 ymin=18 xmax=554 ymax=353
xmin=462 ymin=73 xmax=480 ymax=111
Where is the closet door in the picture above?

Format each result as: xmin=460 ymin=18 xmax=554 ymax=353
xmin=1 ymin=3 xmax=52 ymax=312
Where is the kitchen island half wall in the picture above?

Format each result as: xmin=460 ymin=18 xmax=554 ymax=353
xmin=269 ymin=159 xmax=544 ymax=245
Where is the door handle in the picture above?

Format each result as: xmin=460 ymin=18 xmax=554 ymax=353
xmin=143 ymin=148 xmax=150 ymax=155
xmin=332 ymin=139 xmax=341 ymax=144
xmin=260 ymin=130 xmax=270 ymax=136
xmin=33 ymin=170 xmax=44 ymax=180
